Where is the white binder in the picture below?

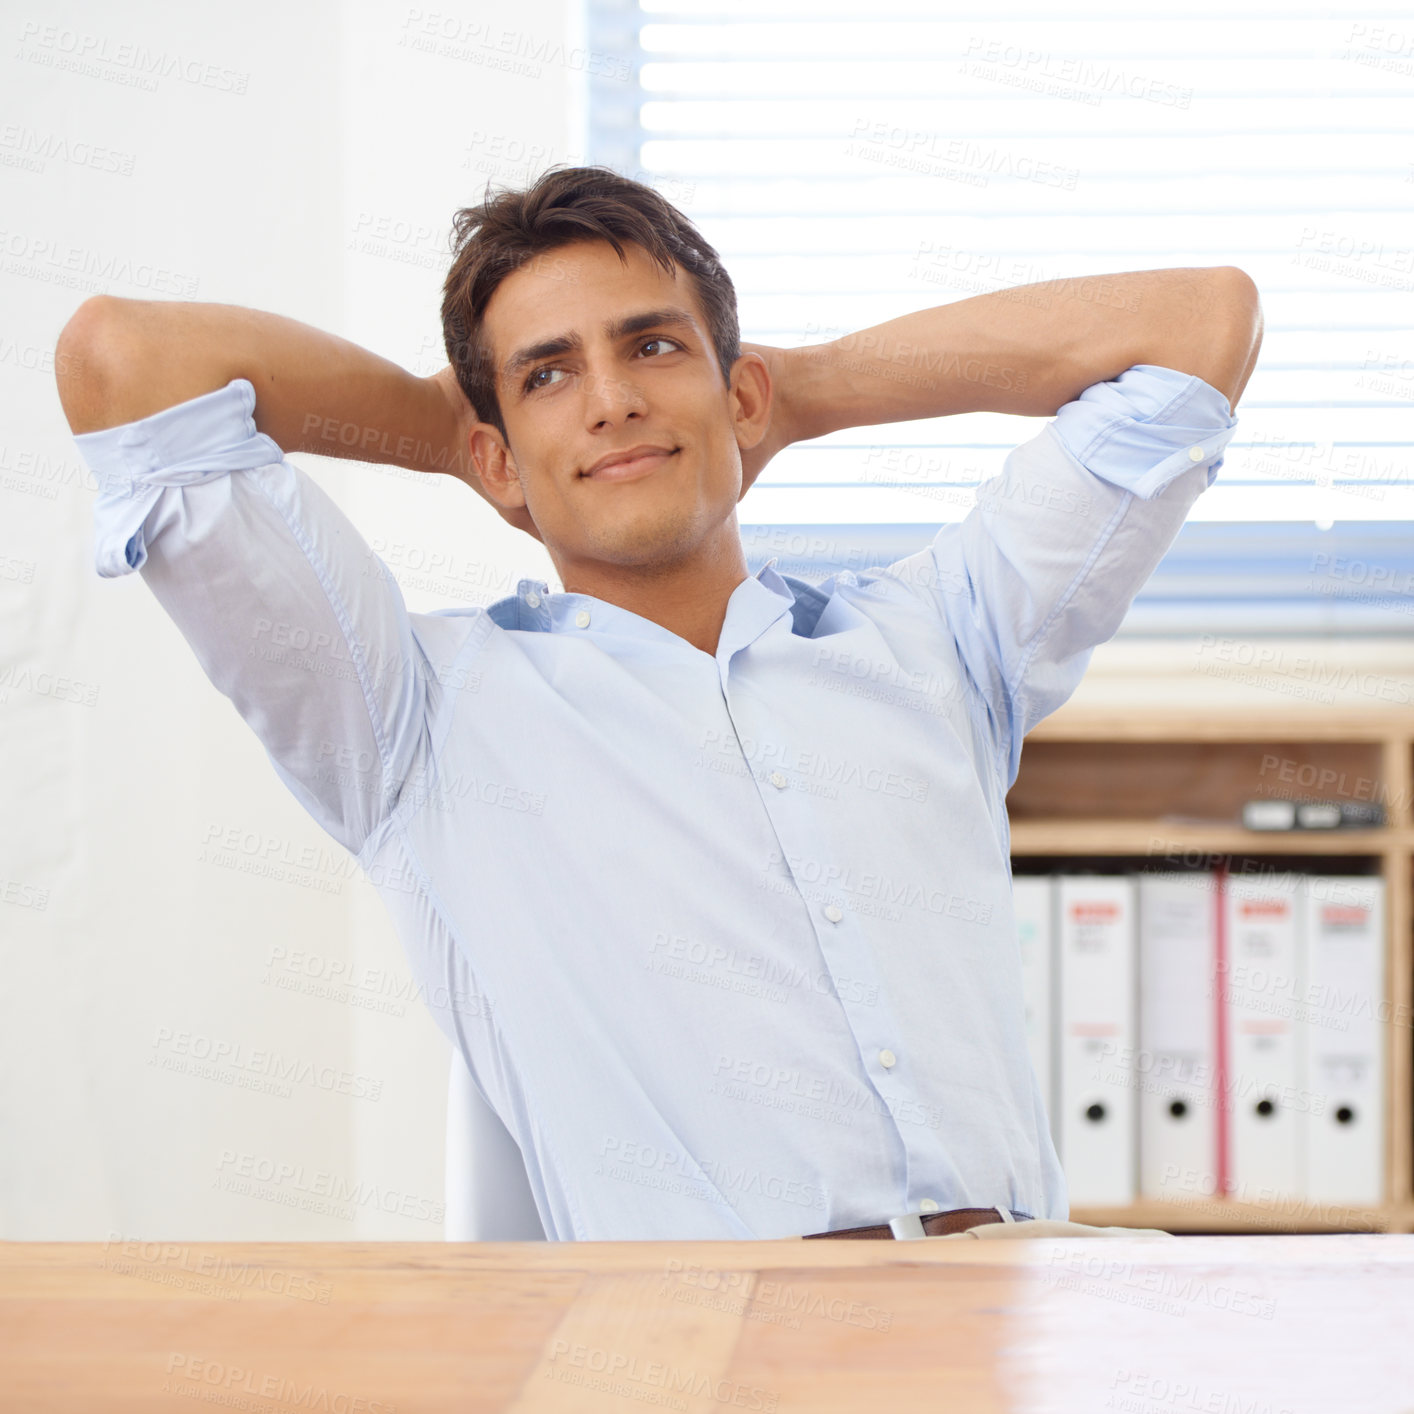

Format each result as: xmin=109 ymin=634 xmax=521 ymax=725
xmin=1301 ymin=876 xmax=1385 ymax=1206
xmin=1057 ymin=875 xmax=1136 ymax=1206
xmin=1224 ymin=871 xmax=1303 ymax=1202
xmin=1137 ymin=872 xmax=1220 ymax=1202
xmin=1012 ymin=875 xmax=1056 ymax=1147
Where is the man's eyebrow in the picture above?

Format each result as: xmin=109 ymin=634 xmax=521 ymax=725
xmin=501 ymin=307 xmax=699 ymax=384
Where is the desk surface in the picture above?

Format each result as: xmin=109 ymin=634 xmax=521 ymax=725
xmin=4 ymin=1236 xmax=1413 ymax=1412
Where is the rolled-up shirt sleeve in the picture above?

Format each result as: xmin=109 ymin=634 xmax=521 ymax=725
xmin=883 ymin=363 xmax=1237 ymax=788
xmin=76 ymin=377 xmax=430 ymax=855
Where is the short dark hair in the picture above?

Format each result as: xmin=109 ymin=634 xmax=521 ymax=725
xmin=440 ymin=165 xmax=741 ymax=439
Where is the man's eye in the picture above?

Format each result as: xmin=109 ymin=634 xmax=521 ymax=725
xmin=639 ymin=336 xmax=682 ymax=358
xmin=526 ymin=366 xmax=566 ymax=392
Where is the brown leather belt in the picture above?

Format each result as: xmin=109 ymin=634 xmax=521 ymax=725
xmin=802 ymin=1206 xmax=1024 ymax=1240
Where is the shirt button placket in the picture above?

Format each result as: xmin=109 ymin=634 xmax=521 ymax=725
xmin=744 ymin=720 xmax=909 ymax=1170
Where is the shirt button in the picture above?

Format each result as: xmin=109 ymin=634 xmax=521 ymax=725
xmin=879 ymin=1049 xmax=897 ymax=1069
xmin=768 ymin=771 xmax=787 ymax=789
xmin=525 ymin=591 xmax=541 ymax=608
xmin=919 ymin=1198 xmax=940 ymax=1213
xmin=575 ymin=609 xmax=591 ymax=628
xmin=824 ymin=904 xmax=843 ymax=923
xmin=1187 ymin=446 xmax=1206 ymax=462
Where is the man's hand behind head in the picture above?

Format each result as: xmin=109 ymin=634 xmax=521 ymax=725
xmin=428 ymin=363 xmax=543 ymax=543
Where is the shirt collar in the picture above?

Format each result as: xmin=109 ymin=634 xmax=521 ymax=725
xmin=505 ymin=557 xmax=798 ymax=659
xmin=754 ymin=555 xmax=794 ymax=600
xmin=716 ymin=559 xmax=797 ymax=661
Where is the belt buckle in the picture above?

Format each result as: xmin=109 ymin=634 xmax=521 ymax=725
xmin=887 ymin=1211 xmax=928 ymax=1240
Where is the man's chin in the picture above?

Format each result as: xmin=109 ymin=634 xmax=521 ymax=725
xmin=571 ymin=516 xmax=711 ymax=571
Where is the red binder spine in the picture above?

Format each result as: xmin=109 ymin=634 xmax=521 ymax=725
xmin=1214 ymin=859 xmax=1231 ymax=1198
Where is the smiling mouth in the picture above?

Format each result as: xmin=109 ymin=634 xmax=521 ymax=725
xmin=582 ymin=448 xmax=679 ymax=483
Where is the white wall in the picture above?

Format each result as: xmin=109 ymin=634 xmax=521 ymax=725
xmin=1 ymin=0 xmax=576 ymax=1239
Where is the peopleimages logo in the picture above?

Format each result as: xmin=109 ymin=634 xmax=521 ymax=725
xmin=15 ymin=21 xmax=251 ymax=93
xmin=697 ymin=727 xmax=930 ymax=804
xmin=765 ymin=849 xmax=993 ymax=924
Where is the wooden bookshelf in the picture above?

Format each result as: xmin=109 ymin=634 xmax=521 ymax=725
xmin=1008 ymin=705 xmax=1413 ymax=1234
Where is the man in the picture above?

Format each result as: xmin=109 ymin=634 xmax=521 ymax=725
xmin=56 ymin=165 xmax=1262 ymax=1242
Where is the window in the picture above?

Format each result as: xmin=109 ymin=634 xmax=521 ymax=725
xmin=585 ymin=0 xmax=1414 ymax=631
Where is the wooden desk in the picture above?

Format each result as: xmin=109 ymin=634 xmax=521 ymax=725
xmin=4 ymin=1236 xmax=1412 ymax=1412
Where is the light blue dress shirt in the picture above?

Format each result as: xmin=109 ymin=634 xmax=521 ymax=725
xmin=76 ymin=363 xmax=1236 ymax=1241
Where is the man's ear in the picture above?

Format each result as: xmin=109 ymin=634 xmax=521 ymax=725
xmin=469 ymin=423 xmax=527 ymax=512
xmin=730 ymin=351 xmax=791 ymax=501
xmin=727 ymin=351 xmax=773 ymax=453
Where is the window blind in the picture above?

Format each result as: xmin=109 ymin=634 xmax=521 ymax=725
xmin=584 ymin=0 xmax=1414 ymax=628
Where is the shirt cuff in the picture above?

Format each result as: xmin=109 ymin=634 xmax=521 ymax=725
xmin=1049 ymin=363 xmax=1238 ymax=501
xmin=73 ymin=378 xmax=284 ymax=577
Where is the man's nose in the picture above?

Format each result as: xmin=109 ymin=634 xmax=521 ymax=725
xmin=583 ymin=366 xmax=647 ymax=427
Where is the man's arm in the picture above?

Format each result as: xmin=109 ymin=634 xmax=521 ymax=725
xmin=56 ymin=295 xmax=460 ymax=451
xmin=766 ymin=266 xmax=1262 ymax=440
xmin=56 ymin=296 xmax=539 ymax=538
xmin=55 ymin=296 xmax=507 ymax=855
xmin=766 ymin=268 xmax=1262 ymax=790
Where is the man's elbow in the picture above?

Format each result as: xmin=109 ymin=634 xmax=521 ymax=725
xmin=1187 ymin=266 xmax=1263 ymax=411
xmin=55 ymin=295 xmax=132 ymax=435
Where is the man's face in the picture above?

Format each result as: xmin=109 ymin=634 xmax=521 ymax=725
xmin=470 ymin=239 xmax=769 ymax=577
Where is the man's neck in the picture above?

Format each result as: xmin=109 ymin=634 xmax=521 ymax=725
xmin=556 ymin=529 xmax=750 ymax=657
